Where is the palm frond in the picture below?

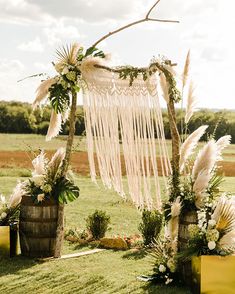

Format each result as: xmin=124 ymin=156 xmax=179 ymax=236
xmin=212 ymin=196 xmax=235 ymax=234
xmin=56 ymin=43 xmax=81 ymax=65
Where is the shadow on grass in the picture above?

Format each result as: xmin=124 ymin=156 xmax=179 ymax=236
xmin=139 ymin=281 xmax=192 ymax=294
xmin=122 ymin=248 xmax=148 ymax=260
xmin=73 ymin=241 xmax=100 ymax=251
xmin=0 ymin=255 xmax=38 ymax=277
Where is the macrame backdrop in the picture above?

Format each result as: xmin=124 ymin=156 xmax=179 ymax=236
xmin=81 ymin=65 xmax=171 ymax=210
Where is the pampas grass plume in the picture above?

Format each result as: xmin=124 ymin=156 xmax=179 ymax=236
xmin=46 ymin=110 xmax=62 ymax=141
xmin=192 ymin=140 xmax=217 ymax=180
xmin=33 ymin=77 xmax=58 ymax=110
xmin=171 ymin=196 xmax=182 ymax=218
xmin=179 ymin=125 xmax=208 ymax=172
xmin=32 ymin=150 xmax=47 ymax=176
xmin=185 ymin=81 xmax=197 ymax=124
xmin=216 ymin=135 xmax=231 ymax=160
xmin=159 ymin=73 xmax=169 ymax=103
xmin=182 ymin=50 xmax=190 ymax=88
xmin=9 ymin=181 xmax=25 ymax=208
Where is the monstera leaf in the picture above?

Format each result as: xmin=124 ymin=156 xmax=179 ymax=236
xmin=55 ymin=177 xmax=80 ymax=204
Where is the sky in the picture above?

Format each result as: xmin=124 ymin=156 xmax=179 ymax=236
xmin=0 ymin=0 xmax=235 ymax=109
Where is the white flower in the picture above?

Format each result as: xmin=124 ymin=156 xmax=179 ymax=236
xmin=37 ymin=193 xmax=45 ymax=202
xmin=54 ymin=62 xmax=64 ymax=73
xmin=165 ymin=278 xmax=173 ymax=285
xmin=62 ymin=66 xmax=69 ymax=75
xmin=208 ymin=219 xmax=216 ymax=228
xmin=1 ymin=212 xmax=7 ymax=219
xmin=208 ymin=241 xmax=216 ymax=250
xmin=32 ymin=175 xmax=45 ymax=187
xmin=159 ymin=264 xmax=166 ymax=273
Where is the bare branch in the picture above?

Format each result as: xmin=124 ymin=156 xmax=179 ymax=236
xmin=91 ymin=0 xmax=179 ymax=48
xmin=148 ymin=18 xmax=179 ymax=23
xmin=146 ymin=0 xmax=161 ymax=18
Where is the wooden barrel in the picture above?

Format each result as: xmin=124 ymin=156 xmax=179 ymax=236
xmin=19 ymin=196 xmax=58 ymax=258
xmin=178 ymin=210 xmax=197 ymax=286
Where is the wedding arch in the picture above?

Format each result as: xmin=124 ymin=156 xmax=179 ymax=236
xmin=32 ymin=0 xmax=181 ymax=257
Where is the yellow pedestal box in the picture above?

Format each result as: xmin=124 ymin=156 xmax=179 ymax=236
xmin=0 ymin=223 xmax=20 ymax=257
xmin=191 ymin=255 xmax=235 ymax=294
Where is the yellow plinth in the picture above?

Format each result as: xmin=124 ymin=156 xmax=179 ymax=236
xmin=192 ymin=255 xmax=235 ymax=294
xmin=0 ymin=226 xmax=10 ymax=256
xmin=0 ymin=225 xmax=20 ymax=257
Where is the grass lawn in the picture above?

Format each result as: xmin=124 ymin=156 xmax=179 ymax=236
xmin=0 ymin=134 xmax=87 ymax=152
xmin=0 ymin=134 xmax=235 ymax=293
xmin=0 ymin=176 xmax=193 ymax=294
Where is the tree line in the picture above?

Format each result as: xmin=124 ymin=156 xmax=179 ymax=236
xmin=0 ymin=101 xmax=234 ymax=143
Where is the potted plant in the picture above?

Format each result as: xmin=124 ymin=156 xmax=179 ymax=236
xmin=18 ymin=148 xmax=79 ymax=257
xmin=0 ymin=186 xmax=22 ymax=257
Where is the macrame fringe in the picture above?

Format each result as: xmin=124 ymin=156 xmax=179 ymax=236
xmin=82 ymin=66 xmax=171 ymax=210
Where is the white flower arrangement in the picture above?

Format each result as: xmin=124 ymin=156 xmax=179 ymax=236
xmin=23 ymin=148 xmax=80 ymax=204
xmin=184 ymin=194 xmax=235 ymax=257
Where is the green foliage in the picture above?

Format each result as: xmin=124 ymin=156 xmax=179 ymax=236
xmin=0 ymin=101 xmax=85 ymax=136
xmin=49 ymin=83 xmax=70 ymax=113
xmin=54 ymin=177 xmax=80 ymax=204
xmin=86 ymin=210 xmax=111 ymax=240
xmin=138 ymin=209 xmax=163 ymax=245
xmin=85 ymin=46 xmax=105 ymax=58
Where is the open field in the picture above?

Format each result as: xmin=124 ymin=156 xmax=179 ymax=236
xmin=0 ymin=134 xmax=235 ymax=177
xmin=0 ymin=134 xmax=235 ymax=293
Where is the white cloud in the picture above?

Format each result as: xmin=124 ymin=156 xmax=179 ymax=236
xmin=17 ymin=37 xmax=44 ymax=52
xmin=43 ymin=20 xmax=85 ymax=46
xmin=28 ymin=0 xmax=145 ymax=22
xmin=0 ymin=58 xmax=24 ymax=73
xmin=0 ymin=0 xmax=51 ymax=24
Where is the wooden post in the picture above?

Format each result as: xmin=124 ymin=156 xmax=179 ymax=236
xmin=54 ymin=90 xmax=77 ymax=258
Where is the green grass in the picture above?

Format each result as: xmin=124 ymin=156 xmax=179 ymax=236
xmin=0 ymin=176 xmax=193 ymax=294
xmin=0 ymin=134 xmax=87 ymax=152
xmin=1 ymin=176 xmax=235 ymax=293
xmin=0 ymin=134 xmax=235 ymax=293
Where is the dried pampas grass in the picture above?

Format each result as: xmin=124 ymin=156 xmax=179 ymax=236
xmin=9 ymin=181 xmax=25 ymax=208
xmin=193 ymin=170 xmax=212 ymax=208
xmin=48 ymin=147 xmax=66 ymax=181
xmin=182 ymin=50 xmax=190 ymax=89
xmin=159 ymin=73 xmax=169 ymax=103
xmin=167 ymin=197 xmax=182 ymax=253
xmin=216 ymin=135 xmax=231 ymax=160
xmin=80 ymin=56 xmax=107 ymax=76
xmin=46 ymin=110 xmax=62 ymax=141
xmin=32 ymin=150 xmax=47 ymax=176
xmin=33 ymin=77 xmax=58 ymax=110
xmin=192 ymin=140 xmax=217 ymax=180
xmin=185 ymin=81 xmax=197 ymax=124
xmin=171 ymin=196 xmax=182 ymax=218
xmin=179 ymin=125 xmax=208 ymax=172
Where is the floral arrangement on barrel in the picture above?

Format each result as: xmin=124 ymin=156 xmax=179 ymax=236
xmin=0 ymin=182 xmax=24 ymax=226
xmin=23 ymin=148 xmax=80 ymax=204
xmin=0 ymin=148 xmax=79 ymax=211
